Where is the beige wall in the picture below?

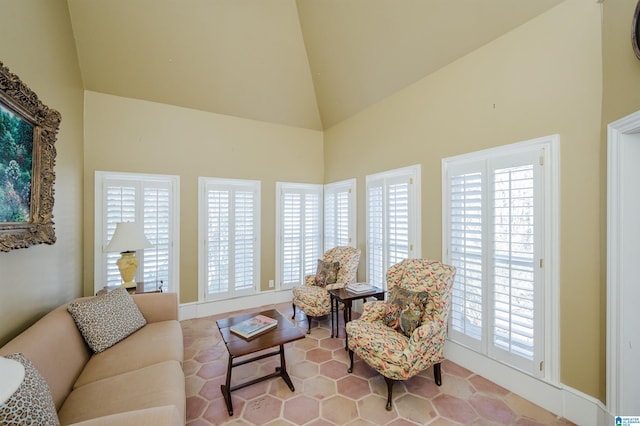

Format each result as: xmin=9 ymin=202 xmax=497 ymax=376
xmin=602 ymin=0 xmax=640 ymax=125
xmin=324 ymin=0 xmax=603 ymax=400
xmin=0 ymin=0 xmax=84 ymax=346
xmin=82 ymin=91 xmax=323 ymax=303
xmin=3 ymin=0 xmax=637 ymax=406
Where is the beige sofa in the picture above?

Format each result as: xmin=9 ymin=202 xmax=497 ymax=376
xmin=0 ymin=292 xmax=185 ymax=425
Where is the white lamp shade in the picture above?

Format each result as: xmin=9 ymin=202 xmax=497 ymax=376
xmin=105 ymin=222 xmax=153 ymax=253
xmin=0 ymin=357 xmax=25 ymax=405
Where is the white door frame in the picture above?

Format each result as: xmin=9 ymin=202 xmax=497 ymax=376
xmin=607 ymin=109 xmax=640 ymax=415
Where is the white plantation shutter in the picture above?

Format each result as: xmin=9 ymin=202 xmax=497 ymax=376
xmin=367 ymin=182 xmax=384 ymax=288
xmin=200 ymin=178 xmax=260 ymax=300
xmin=324 ymin=179 xmax=356 ymax=249
xmin=490 ymin=160 xmax=539 ymax=369
xmin=304 ymin=193 xmax=321 ymax=274
xmin=96 ymin=172 xmax=179 ymax=294
xmin=141 ymin=186 xmax=171 ymax=288
xmin=206 ymin=189 xmax=229 ymax=294
xmin=449 ymin=169 xmax=484 ymax=349
xmin=366 ymin=166 xmax=420 ymax=289
xmin=277 ymin=183 xmax=322 ymax=290
xmin=443 ymin=139 xmax=554 ymax=378
xmin=387 ymin=178 xmax=410 ymax=265
xmin=282 ymin=191 xmax=302 ymax=287
xmin=235 ymin=190 xmax=256 ymax=292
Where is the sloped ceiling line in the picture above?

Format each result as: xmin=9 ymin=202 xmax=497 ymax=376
xmin=67 ymin=0 xmax=565 ymax=130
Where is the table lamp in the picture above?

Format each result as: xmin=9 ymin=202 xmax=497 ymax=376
xmin=0 ymin=356 xmax=25 ymax=405
xmin=105 ymin=222 xmax=153 ymax=289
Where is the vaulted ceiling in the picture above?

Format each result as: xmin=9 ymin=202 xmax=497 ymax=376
xmin=67 ymin=0 xmax=565 ymax=130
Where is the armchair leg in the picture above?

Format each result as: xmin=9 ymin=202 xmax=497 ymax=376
xmin=292 ymin=303 xmax=296 ymax=320
xmin=434 ymin=362 xmax=442 ymax=386
xmin=348 ymin=349 xmax=354 ymax=373
xmin=384 ymin=377 xmax=396 ymax=411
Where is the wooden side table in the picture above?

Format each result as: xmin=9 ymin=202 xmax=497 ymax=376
xmin=96 ymin=281 xmax=163 ymax=296
xmin=329 ymin=285 xmax=385 ymax=350
xmin=216 ymin=309 xmax=305 ymax=415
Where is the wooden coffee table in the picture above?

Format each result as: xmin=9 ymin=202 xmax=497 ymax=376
xmin=329 ymin=285 xmax=385 ymax=350
xmin=216 ymin=309 xmax=305 ymax=415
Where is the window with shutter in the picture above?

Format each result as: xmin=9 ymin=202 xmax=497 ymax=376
xmin=324 ymin=179 xmax=356 ymax=249
xmin=276 ymin=183 xmax=322 ymax=290
xmin=95 ymin=172 xmax=179 ymax=295
xmin=443 ymin=136 xmax=559 ymax=379
xmin=199 ymin=178 xmax=260 ymax=300
xmin=366 ymin=165 xmax=421 ymax=289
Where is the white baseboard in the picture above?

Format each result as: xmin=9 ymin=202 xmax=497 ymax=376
xmin=445 ymin=341 xmax=611 ymax=426
xmin=178 ymin=289 xmax=293 ymax=320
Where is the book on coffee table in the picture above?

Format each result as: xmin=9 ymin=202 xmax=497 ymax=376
xmin=230 ymin=314 xmax=278 ymax=340
xmin=346 ymin=282 xmax=374 ymax=293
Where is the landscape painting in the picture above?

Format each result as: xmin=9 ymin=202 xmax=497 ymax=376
xmin=0 ymin=104 xmax=34 ymax=223
xmin=0 ymin=60 xmax=60 ymax=251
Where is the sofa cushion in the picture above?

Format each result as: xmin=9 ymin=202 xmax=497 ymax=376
xmin=66 ymin=405 xmax=181 ymax=426
xmin=0 ymin=304 xmax=91 ymax=411
xmin=73 ymin=321 xmax=183 ymax=389
xmin=0 ymin=353 xmax=59 ymax=426
xmin=67 ymin=288 xmax=147 ymax=353
xmin=57 ymin=360 xmax=185 ymax=426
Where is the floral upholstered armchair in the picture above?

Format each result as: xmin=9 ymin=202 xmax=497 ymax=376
xmin=292 ymin=246 xmax=361 ymax=334
xmin=345 ymin=258 xmax=456 ymax=411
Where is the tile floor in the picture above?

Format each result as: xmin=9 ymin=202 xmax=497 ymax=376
xmin=182 ymin=302 xmax=575 ymax=425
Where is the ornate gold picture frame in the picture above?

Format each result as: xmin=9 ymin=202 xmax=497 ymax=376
xmin=0 ymin=61 xmax=60 ymax=252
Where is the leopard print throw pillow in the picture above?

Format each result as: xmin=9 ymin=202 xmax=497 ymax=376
xmin=0 ymin=353 xmax=59 ymax=425
xmin=67 ymin=287 xmax=146 ymax=353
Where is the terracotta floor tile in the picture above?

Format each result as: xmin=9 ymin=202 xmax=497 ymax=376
xmin=468 ymin=374 xmax=510 ymax=396
xmin=242 ymin=395 xmax=282 ymax=425
xmin=303 ymin=375 xmax=336 ymax=400
xmin=394 ymin=393 xmax=437 ymax=424
xmin=181 ymin=304 xmax=576 ymax=425
xmin=321 ymin=395 xmax=358 ymax=424
xmin=404 ymin=375 xmax=441 ymax=399
xmin=469 ymin=394 xmax=517 ymax=424
xmin=319 ymin=359 xmax=350 ymax=379
xmin=337 ymin=374 xmax=371 ymax=400
xmin=432 ymin=394 xmax=479 ymax=424
xmin=186 ymin=374 xmax=205 ymax=397
xmin=358 ymin=394 xmax=400 ymax=424
xmin=439 ymin=374 xmax=477 ymax=399
xmin=306 ymin=347 xmax=333 ymax=363
xmin=186 ymin=395 xmax=208 ymax=420
xmin=504 ymin=392 xmax=559 ymax=424
xmin=283 ymin=395 xmax=320 ymax=424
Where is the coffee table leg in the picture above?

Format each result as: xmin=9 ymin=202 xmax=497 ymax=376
xmin=221 ymin=355 xmax=234 ymax=415
xmin=277 ymin=344 xmax=295 ymax=391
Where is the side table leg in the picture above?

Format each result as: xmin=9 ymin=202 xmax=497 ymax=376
xmin=344 ymin=302 xmax=351 ymax=351
xmin=220 ymin=355 xmax=234 ymax=415
xmin=330 ymin=295 xmax=335 ymax=338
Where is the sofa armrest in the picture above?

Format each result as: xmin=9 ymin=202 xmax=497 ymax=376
xmin=131 ymin=293 xmax=178 ymax=323
xmin=66 ymin=405 xmax=181 ymax=426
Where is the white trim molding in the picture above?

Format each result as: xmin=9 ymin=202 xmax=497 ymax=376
xmin=179 ymin=289 xmax=293 ymax=321
xmin=607 ymin=109 xmax=640 ymax=417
